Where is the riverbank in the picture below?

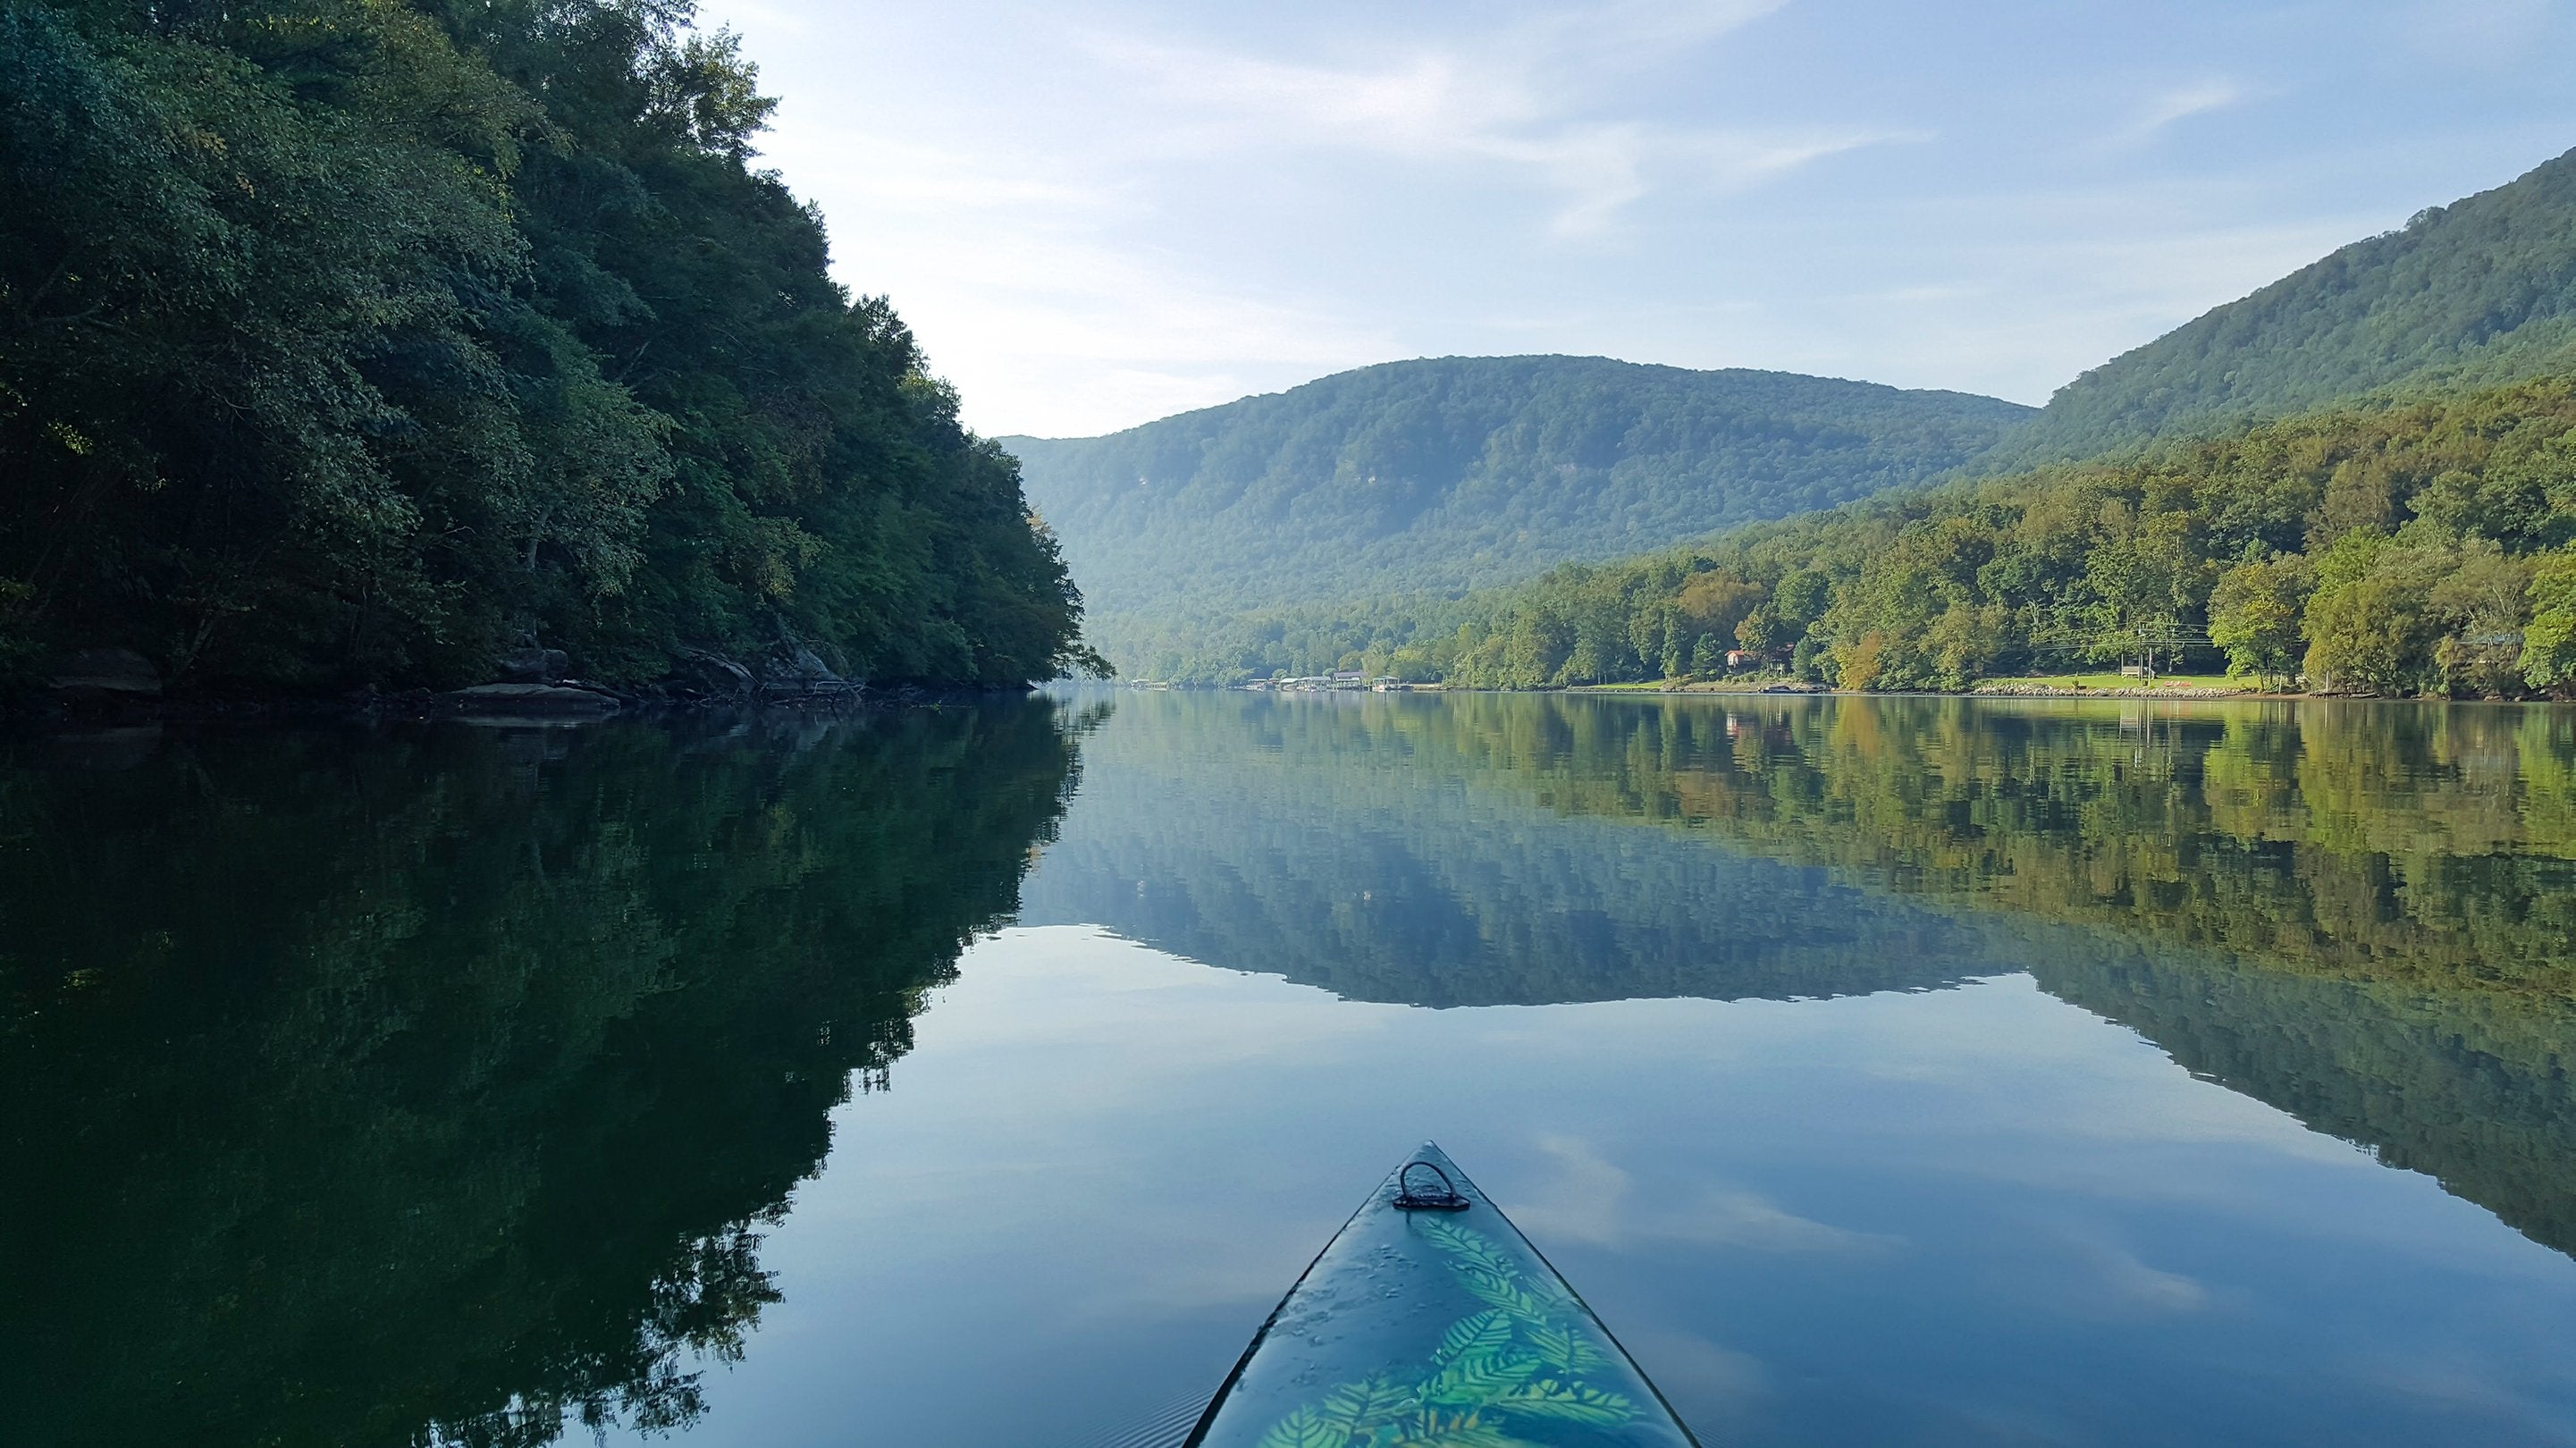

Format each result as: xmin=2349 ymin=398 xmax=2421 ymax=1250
xmin=5 ymin=673 xmax=1036 ymax=730
xmin=1191 ymin=679 xmax=2349 ymax=701
xmin=4 ymin=641 xmax=1069 ymax=729
xmin=1564 ymin=674 xmax=2277 ymax=700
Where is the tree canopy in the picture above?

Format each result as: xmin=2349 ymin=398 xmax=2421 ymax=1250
xmin=1004 ymin=356 xmax=2031 ymax=676
xmin=1194 ymin=376 xmax=2576 ymax=696
xmin=0 ymin=0 xmax=1090 ymax=691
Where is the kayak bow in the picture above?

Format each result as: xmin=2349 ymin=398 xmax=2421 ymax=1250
xmin=1183 ymin=1143 xmax=1702 ymax=1447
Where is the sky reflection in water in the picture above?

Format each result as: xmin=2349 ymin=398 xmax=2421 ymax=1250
xmin=8 ymin=693 xmax=2576 ymax=1446
xmin=638 ymin=692 xmax=2576 ymax=1447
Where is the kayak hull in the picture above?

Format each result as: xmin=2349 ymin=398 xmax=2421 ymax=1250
xmin=1183 ymin=1143 xmax=1701 ymax=1448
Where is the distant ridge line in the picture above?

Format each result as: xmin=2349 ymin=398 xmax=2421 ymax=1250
xmin=1006 ymin=352 xmax=2032 ymax=675
xmin=999 ymin=351 xmax=2028 ymax=446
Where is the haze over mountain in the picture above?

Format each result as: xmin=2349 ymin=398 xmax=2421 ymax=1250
xmin=1004 ymin=140 xmax=2576 ymax=685
xmin=2003 ymin=144 xmax=2576 ymax=464
xmin=1004 ymin=357 xmax=2030 ymax=672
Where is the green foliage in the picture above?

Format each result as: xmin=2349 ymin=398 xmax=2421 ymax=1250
xmin=0 ymin=0 xmax=1087 ymax=689
xmin=1386 ymin=1415 xmax=1538 ymax=1448
xmin=1420 ymin=1352 xmax=1541 ymax=1406
xmin=1226 ymin=376 xmax=2576 ymax=696
xmin=2300 ymin=529 xmax=2531 ymax=695
xmin=1005 ymin=356 xmax=2031 ymax=678
xmin=1435 ymin=1310 xmax=1515 ymax=1368
xmin=1491 ymin=1381 xmax=1634 ymax=1426
xmin=1260 ymin=1406 xmax=1356 ymax=1448
xmin=2520 ymin=545 xmax=2576 ymax=693
xmin=2000 ymin=145 xmax=2576 ymax=463
xmin=1035 ymin=690 xmax=2576 ymax=1253
xmin=1520 ymin=1326 xmax=1608 ymax=1377
xmin=1329 ymin=1379 xmax=1430 ymax=1434
xmin=1109 ymin=148 xmax=2576 ymax=688
xmin=0 ymin=704 xmax=1086 ymax=1446
xmin=2300 ymin=531 xmax=2448 ymax=695
xmin=1251 ymin=1215 xmax=1637 ymax=1448
xmin=1019 ymin=694 xmax=2023 ymax=1007
xmin=2209 ymin=553 xmax=2312 ymax=686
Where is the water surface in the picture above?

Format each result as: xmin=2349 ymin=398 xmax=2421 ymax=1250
xmin=6 ymin=693 xmax=2575 ymax=1445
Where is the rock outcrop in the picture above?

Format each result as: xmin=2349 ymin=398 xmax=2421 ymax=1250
xmin=669 ymin=648 xmax=757 ymax=697
xmin=47 ymin=648 xmax=163 ymax=701
xmin=442 ymin=683 xmax=621 ymax=714
xmin=493 ymin=647 xmax=571 ymax=685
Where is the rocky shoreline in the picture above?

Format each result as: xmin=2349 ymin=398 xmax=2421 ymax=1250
xmin=7 ymin=645 xmax=1033 ymax=729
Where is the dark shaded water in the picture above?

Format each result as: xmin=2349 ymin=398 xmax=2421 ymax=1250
xmin=6 ymin=693 xmax=2575 ymax=1445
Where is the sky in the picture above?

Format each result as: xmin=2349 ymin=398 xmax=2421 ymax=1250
xmin=696 ymin=0 xmax=2576 ymax=439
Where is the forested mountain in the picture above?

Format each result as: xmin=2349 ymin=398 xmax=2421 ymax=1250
xmin=0 ymin=0 xmax=1090 ymax=692
xmin=1233 ymin=376 xmax=2576 ymax=695
xmin=2003 ymin=145 xmax=2576 ymax=463
xmin=1003 ymin=357 xmax=2031 ymax=675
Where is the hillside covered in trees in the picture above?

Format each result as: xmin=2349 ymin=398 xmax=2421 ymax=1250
xmin=2000 ymin=144 xmax=2576 ymax=464
xmin=1024 ymin=143 xmax=2576 ymax=686
xmin=1173 ymin=376 xmax=2576 ymax=695
xmin=0 ymin=0 xmax=1091 ymax=693
xmin=1004 ymin=357 xmax=2031 ymax=674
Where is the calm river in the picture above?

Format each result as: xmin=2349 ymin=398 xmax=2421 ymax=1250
xmin=7 ymin=691 xmax=2576 ymax=1446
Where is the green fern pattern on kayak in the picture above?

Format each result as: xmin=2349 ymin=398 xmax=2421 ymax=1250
xmin=1254 ymin=1218 xmax=1640 ymax=1448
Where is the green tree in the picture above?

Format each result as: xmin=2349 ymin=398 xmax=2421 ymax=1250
xmin=2080 ymin=507 xmax=2203 ymax=670
xmin=1734 ymin=603 xmax=1785 ymax=659
xmin=2430 ymin=539 xmax=2531 ymax=696
xmin=2209 ymin=554 xmax=2313 ymax=687
xmin=0 ymin=0 xmax=1090 ymax=692
xmin=1775 ymin=568 xmax=1832 ymax=634
xmin=2520 ymin=545 xmax=2576 ymax=693
xmin=2301 ymin=532 xmax=2449 ymax=695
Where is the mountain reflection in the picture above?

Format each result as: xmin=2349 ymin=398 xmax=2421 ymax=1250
xmin=1025 ymin=690 xmax=2576 ymax=1254
xmin=8 ymin=690 xmax=2572 ymax=1447
xmin=0 ymin=706 xmax=1087 ymax=1448
xmin=1020 ymin=696 xmax=2008 ymax=1003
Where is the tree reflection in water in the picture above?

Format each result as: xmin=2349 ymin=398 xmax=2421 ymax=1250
xmin=8 ymin=690 xmax=2573 ymax=1445
xmin=0 ymin=703 xmax=1092 ymax=1448
xmin=1023 ymin=692 xmax=2576 ymax=1255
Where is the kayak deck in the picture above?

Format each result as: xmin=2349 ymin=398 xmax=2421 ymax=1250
xmin=1184 ymin=1143 xmax=1701 ymax=1447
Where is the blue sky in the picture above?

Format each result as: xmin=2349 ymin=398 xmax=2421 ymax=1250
xmin=699 ymin=0 xmax=2576 ymax=438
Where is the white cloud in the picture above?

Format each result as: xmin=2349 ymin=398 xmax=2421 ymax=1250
xmin=726 ymin=1 xmax=1871 ymax=432
xmin=1510 ymin=1133 xmax=1901 ymax=1255
xmin=1612 ymin=1327 xmax=1772 ymax=1401
xmin=702 ymin=0 xmax=2576 ymax=436
xmin=2141 ymin=78 xmax=2250 ymax=133
xmin=786 ymin=131 xmax=1108 ymax=218
xmin=2080 ymin=1238 xmax=2211 ymax=1312
xmin=1082 ymin=3 xmax=1879 ymax=240
xmin=753 ymin=118 xmax=1395 ymax=436
xmin=2100 ymin=77 xmax=2253 ymax=148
